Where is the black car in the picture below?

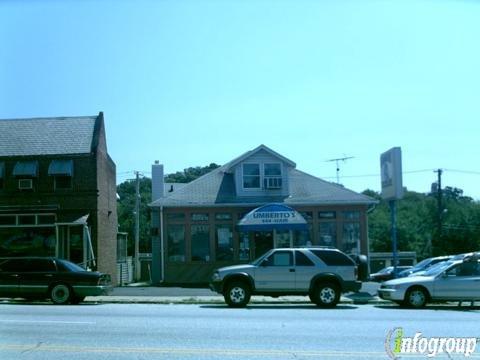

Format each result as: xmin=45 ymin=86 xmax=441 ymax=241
xmin=0 ymin=257 xmax=112 ymax=304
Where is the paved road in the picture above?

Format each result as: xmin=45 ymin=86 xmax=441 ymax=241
xmin=1 ymin=303 xmax=479 ymax=359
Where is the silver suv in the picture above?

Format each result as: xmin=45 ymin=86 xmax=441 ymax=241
xmin=209 ymin=248 xmax=362 ymax=307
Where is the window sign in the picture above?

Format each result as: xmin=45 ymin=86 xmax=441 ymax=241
xmin=191 ymin=213 xmax=209 ymax=222
xmin=215 ymin=213 xmax=232 ymax=221
xmin=319 ymin=211 xmax=336 ymax=219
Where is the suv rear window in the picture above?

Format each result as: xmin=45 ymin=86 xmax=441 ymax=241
xmin=310 ymin=250 xmax=355 ymax=266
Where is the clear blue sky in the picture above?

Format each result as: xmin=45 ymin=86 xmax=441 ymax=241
xmin=1 ymin=0 xmax=479 ymax=199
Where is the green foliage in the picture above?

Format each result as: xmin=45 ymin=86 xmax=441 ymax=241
xmin=365 ymin=188 xmax=480 ymax=260
xmin=164 ymin=163 xmax=220 ymax=183
xmin=117 ymin=164 xmax=221 ymax=253
xmin=117 ymin=177 xmax=152 ymax=254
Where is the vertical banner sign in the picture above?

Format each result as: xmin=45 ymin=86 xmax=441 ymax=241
xmin=380 ymin=147 xmax=404 ymax=200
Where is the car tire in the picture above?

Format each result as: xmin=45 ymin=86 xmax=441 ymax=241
xmin=311 ymin=282 xmax=340 ymax=308
xmin=70 ymin=296 xmax=85 ymax=305
xmin=404 ymin=287 xmax=428 ymax=308
xmin=50 ymin=283 xmax=72 ymax=305
xmin=224 ymin=281 xmax=251 ymax=308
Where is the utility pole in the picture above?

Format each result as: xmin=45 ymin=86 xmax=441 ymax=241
xmin=326 ymin=156 xmax=354 ymax=184
xmin=434 ymin=169 xmax=443 ymax=255
xmin=134 ymin=171 xmax=141 ymax=281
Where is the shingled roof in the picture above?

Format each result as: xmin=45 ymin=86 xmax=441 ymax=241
xmin=150 ymin=165 xmax=376 ymax=208
xmin=0 ymin=114 xmax=100 ymax=157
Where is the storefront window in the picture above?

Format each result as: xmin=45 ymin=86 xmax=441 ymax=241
xmin=191 ymin=213 xmax=209 ymax=222
xmin=342 ymin=222 xmax=360 ymax=254
xmin=342 ymin=211 xmax=360 ymax=220
xmin=215 ymin=213 xmax=232 ymax=221
xmin=319 ymin=222 xmax=336 ymax=247
xmin=167 ymin=224 xmax=185 ymax=262
xmin=166 ymin=213 xmax=185 ymax=221
xmin=243 ymin=164 xmax=260 ymax=188
xmin=239 ymin=232 xmax=250 ymax=261
xmin=0 ymin=227 xmax=56 ymax=257
xmin=191 ymin=225 xmax=210 ymax=262
xmin=275 ymin=230 xmax=291 ymax=248
xmin=319 ymin=211 xmax=336 ymax=219
xmin=215 ymin=225 xmax=233 ymax=261
xmin=300 ymin=212 xmax=313 ymax=221
xmin=293 ymin=225 xmax=312 ymax=247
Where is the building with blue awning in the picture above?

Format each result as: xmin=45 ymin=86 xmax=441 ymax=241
xmin=149 ymin=145 xmax=377 ymax=285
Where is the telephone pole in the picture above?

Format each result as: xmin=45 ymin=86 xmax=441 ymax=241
xmin=134 ymin=171 xmax=141 ymax=281
xmin=434 ymin=169 xmax=443 ymax=255
xmin=326 ymin=156 xmax=354 ymax=184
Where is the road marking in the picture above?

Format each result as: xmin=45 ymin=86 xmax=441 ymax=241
xmin=0 ymin=344 xmax=421 ymax=358
xmin=0 ymin=320 xmax=95 ymax=325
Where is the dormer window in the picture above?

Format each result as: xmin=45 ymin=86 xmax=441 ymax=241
xmin=264 ymin=163 xmax=282 ymax=189
xmin=243 ymin=164 xmax=260 ymax=189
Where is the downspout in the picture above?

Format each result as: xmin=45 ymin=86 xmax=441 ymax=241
xmin=160 ymin=205 xmax=165 ymax=283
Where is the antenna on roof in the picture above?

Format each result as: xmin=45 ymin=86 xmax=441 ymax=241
xmin=325 ymin=156 xmax=354 ymax=184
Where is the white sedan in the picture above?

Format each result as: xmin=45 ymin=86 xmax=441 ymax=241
xmin=378 ymin=256 xmax=480 ymax=308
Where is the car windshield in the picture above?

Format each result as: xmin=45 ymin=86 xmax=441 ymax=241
xmin=410 ymin=258 xmax=432 ymax=271
xmin=250 ymin=252 xmax=272 ymax=266
xmin=423 ymin=261 xmax=455 ymax=277
xmin=377 ymin=267 xmax=393 ymax=274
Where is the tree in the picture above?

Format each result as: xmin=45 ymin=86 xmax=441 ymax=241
xmin=164 ymin=163 xmax=220 ymax=183
xmin=365 ymin=188 xmax=480 ymax=260
xmin=117 ymin=163 xmax=221 ymax=254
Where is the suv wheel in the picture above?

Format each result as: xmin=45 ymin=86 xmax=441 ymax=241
xmin=311 ymin=282 xmax=340 ymax=308
xmin=224 ymin=281 xmax=251 ymax=308
xmin=404 ymin=287 xmax=427 ymax=308
xmin=50 ymin=283 xmax=71 ymax=305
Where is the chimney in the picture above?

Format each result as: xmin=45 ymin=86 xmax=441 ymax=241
xmin=152 ymin=161 xmax=164 ymax=201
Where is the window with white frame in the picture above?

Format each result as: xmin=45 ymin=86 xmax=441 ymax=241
xmin=243 ymin=163 xmax=260 ymax=189
xmin=263 ymin=163 xmax=282 ymax=189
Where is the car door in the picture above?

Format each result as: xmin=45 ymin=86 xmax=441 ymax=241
xmin=0 ymin=259 xmax=23 ymax=298
xmin=17 ymin=259 xmax=58 ymax=298
xmin=434 ymin=261 xmax=480 ymax=300
xmin=294 ymin=250 xmax=316 ymax=291
xmin=254 ymin=250 xmax=295 ymax=291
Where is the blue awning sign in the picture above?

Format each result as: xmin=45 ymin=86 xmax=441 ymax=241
xmin=237 ymin=204 xmax=308 ymax=231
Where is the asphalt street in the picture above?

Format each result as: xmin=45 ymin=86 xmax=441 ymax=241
xmin=1 ymin=303 xmax=480 ymax=360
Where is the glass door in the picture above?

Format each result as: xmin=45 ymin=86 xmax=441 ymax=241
xmin=253 ymin=231 xmax=273 ymax=258
xmin=274 ymin=230 xmax=292 ymax=248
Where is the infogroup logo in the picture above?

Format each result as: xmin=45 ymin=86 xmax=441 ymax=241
xmin=385 ymin=327 xmax=478 ymax=359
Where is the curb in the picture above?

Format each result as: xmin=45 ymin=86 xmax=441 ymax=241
xmin=83 ymin=295 xmax=389 ymax=306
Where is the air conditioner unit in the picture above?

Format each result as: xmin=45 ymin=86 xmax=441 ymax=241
xmin=18 ymin=179 xmax=33 ymax=190
xmin=264 ymin=177 xmax=282 ymax=189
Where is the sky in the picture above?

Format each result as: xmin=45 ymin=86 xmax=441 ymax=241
xmin=1 ymin=0 xmax=479 ymax=199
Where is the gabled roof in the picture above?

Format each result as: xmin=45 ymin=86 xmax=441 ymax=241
xmin=0 ymin=114 xmax=101 ymax=157
xmin=150 ymin=163 xmax=376 ymax=208
xmin=224 ymin=144 xmax=296 ymax=171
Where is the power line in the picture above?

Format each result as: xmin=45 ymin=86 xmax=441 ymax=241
xmin=444 ymin=169 xmax=480 ymax=176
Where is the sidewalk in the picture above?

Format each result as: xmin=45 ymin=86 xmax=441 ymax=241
xmin=85 ymin=282 xmax=388 ymax=305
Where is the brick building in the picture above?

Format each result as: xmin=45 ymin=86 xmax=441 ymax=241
xmin=0 ymin=112 xmax=117 ymax=279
